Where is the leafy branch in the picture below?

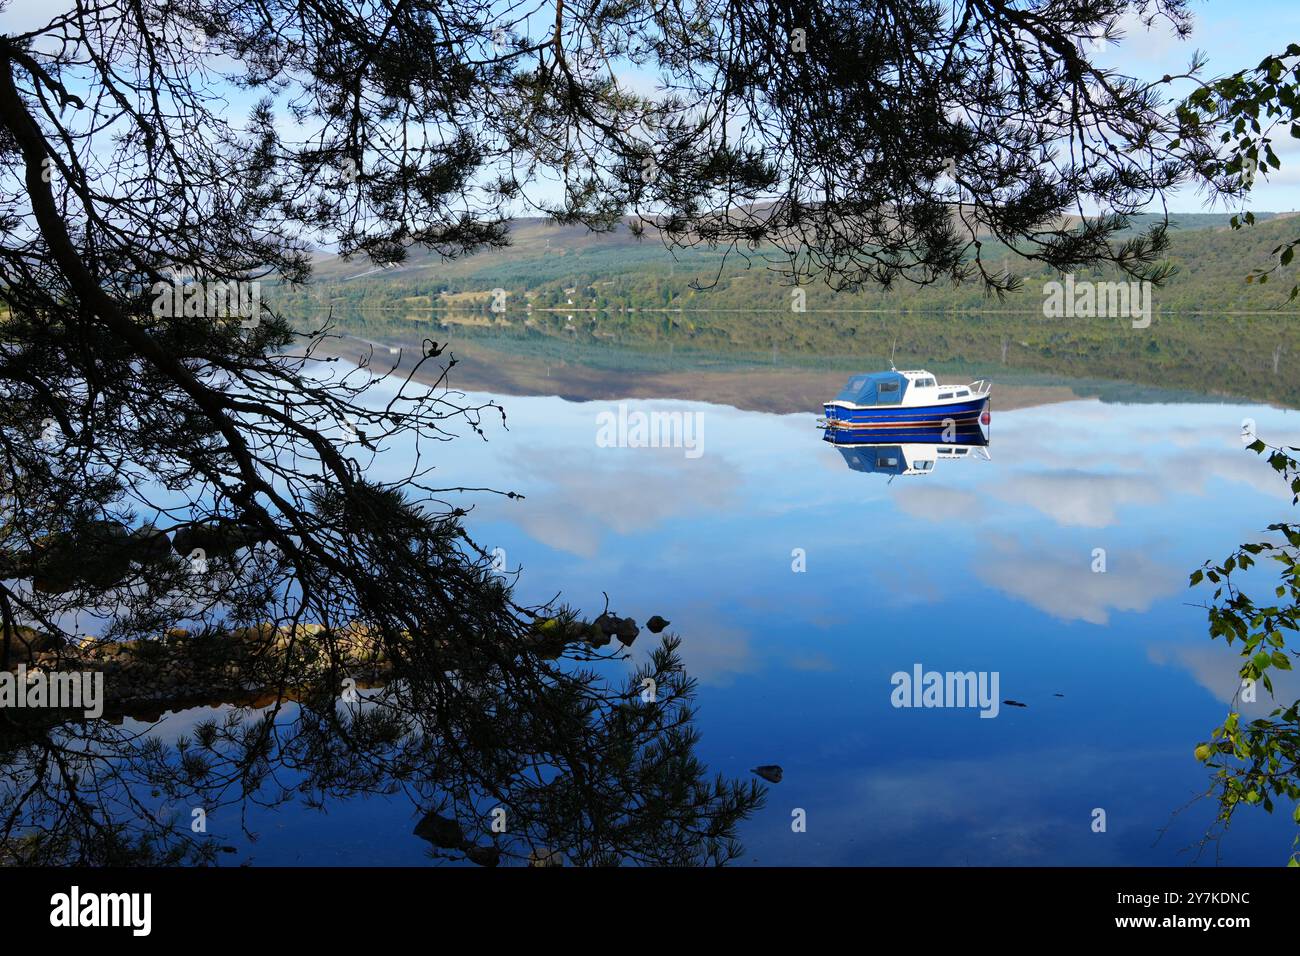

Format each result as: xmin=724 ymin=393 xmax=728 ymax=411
xmin=1189 ymin=437 xmax=1300 ymax=865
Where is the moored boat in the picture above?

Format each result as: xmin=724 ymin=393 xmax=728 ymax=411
xmin=821 ymin=370 xmax=991 ymax=429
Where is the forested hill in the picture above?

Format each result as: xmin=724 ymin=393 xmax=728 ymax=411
xmin=278 ymin=211 xmax=1300 ymax=315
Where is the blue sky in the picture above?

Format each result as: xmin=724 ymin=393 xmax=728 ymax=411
xmin=1092 ymin=1 xmax=1300 ymax=213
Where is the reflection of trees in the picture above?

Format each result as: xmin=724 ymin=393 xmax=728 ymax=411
xmin=308 ymin=309 xmax=1300 ymax=413
xmin=2 ymin=621 xmax=764 ymax=866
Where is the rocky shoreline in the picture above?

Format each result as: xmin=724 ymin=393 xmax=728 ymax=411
xmin=1 ymin=623 xmax=392 ymax=723
xmin=1 ymin=610 xmax=666 ymax=723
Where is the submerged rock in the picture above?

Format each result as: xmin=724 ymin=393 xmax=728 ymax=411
xmin=465 ymin=845 xmax=501 ymax=867
xmin=413 ymin=811 xmax=464 ymax=849
xmin=1 ymin=625 xmax=64 ymax=659
xmin=31 ymin=521 xmax=133 ymax=592
xmin=614 ymin=617 xmax=639 ymax=646
xmin=171 ymin=519 xmax=265 ymax=560
xmin=527 ymin=847 xmax=564 ymax=867
xmin=129 ymin=523 xmax=174 ymax=562
xmin=592 ymin=613 xmax=639 ymax=646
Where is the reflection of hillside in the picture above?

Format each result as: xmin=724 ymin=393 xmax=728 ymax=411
xmin=311 ymin=334 xmax=1087 ymax=414
xmin=305 ymin=314 xmax=1298 ymax=412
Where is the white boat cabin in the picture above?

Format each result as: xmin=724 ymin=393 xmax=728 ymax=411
xmin=829 ymin=370 xmax=991 ymax=409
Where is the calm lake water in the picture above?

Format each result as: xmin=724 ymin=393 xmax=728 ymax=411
xmin=129 ymin=332 xmax=1300 ymax=865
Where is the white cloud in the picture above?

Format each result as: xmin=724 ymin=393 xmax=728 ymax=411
xmin=991 ymin=472 xmax=1162 ymax=528
xmin=1148 ymin=640 xmax=1300 ymax=715
xmin=977 ymin=538 xmax=1182 ymax=624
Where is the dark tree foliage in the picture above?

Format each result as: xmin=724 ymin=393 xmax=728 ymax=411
xmin=0 ymin=0 xmax=1224 ymax=864
xmin=618 ymin=0 xmax=1214 ymax=291
xmin=0 ymin=1 xmax=1208 ymax=296
xmin=0 ymin=0 xmax=769 ymax=866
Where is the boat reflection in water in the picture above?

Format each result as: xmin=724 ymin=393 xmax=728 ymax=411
xmin=821 ymin=420 xmax=991 ymax=478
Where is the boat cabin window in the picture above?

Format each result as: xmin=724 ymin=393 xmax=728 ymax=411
xmin=914 ymin=377 xmax=935 ymax=387
xmin=938 ymin=392 xmax=953 ymax=400
xmin=956 ymin=389 xmax=969 ymax=397
xmin=916 ymin=461 xmax=933 ymax=470
xmin=878 ymin=381 xmax=900 ymax=395
xmin=879 ymin=455 xmax=899 ymax=467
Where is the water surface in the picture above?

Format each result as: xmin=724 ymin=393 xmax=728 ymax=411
xmin=146 ymin=332 xmax=1300 ymax=865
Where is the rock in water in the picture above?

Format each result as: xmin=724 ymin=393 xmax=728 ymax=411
xmin=583 ymin=622 xmax=612 ymax=648
xmin=171 ymin=519 xmax=265 ymax=560
xmin=465 ymin=845 xmax=501 ymax=867
xmin=1002 ymin=699 xmax=1028 ymax=708
xmin=614 ymin=617 xmax=640 ymax=646
xmin=751 ymin=765 xmax=783 ymax=784
xmin=1 ymin=625 xmax=63 ymax=660
xmin=646 ymin=615 xmax=670 ymax=634
xmin=413 ymin=811 xmax=464 ymax=849
xmin=129 ymin=523 xmax=174 ymax=562
xmin=528 ymin=847 xmax=565 ymax=867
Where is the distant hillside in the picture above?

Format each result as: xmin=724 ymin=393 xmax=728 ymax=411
xmin=277 ymin=211 xmax=1300 ymax=316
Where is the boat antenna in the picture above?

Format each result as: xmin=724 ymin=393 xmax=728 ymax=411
xmin=888 ymin=338 xmax=898 ymax=371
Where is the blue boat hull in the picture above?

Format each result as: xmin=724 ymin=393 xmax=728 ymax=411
xmin=822 ymin=395 xmax=989 ymax=428
xmin=823 ymin=422 xmax=989 ymax=446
